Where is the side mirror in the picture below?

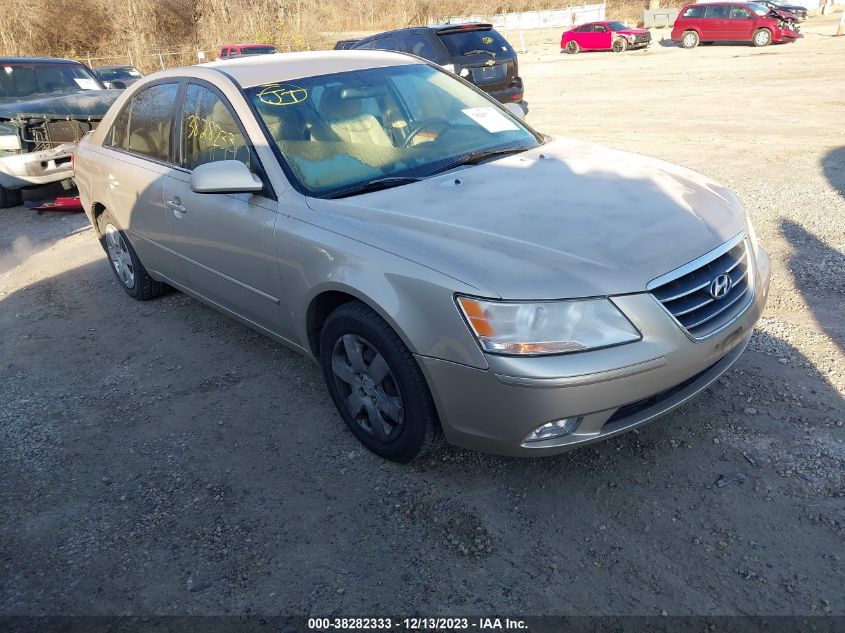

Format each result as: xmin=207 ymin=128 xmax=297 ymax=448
xmin=190 ymin=160 xmax=264 ymax=194
xmin=503 ymin=102 xmax=526 ymax=121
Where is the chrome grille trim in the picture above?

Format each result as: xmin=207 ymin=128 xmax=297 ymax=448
xmin=647 ymin=232 xmax=754 ymax=340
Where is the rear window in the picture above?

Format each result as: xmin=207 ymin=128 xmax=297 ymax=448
xmin=240 ymin=46 xmax=277 ymax=56
xmin=437 ymin=28 xmax=513 ymax=57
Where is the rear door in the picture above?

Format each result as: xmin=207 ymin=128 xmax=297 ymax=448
xmin=161 ymin=81 xmax=283 ymax=332
xmin=99 ymin=81 xmax=184 ymax=279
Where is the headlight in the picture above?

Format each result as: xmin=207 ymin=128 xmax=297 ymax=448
xmin=457 ymin=296 xmax=641 ymax=355
xmin=0 ymin=134 xmax=22 ymax=151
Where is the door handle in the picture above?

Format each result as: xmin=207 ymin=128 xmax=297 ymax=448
xmin=166 ymin=199 xmax=186 ymax=215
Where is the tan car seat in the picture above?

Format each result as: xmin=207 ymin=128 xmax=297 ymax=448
xmin=318 ymin=86 xmax=393 ymax=148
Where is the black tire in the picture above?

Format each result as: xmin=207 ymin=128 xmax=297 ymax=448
xmin=565 ymin=40 xmax=580 ymax=54
xmin=753 ymin=28 xmax=772 ymax=47
xmin=96 ymin=209 xmax=167 ymax=301
xmin=320 ymin=301 xmax=443 ymax=463
xmin=612 ymin=38 xmax=627 ymax=53
xmin=0 ymin=184 xmax=23 ymax=209
xmin=681 ymin=30 xmax=700 ymax=48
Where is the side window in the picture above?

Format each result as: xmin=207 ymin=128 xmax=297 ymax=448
xmin=405 ymin=33 xmax=437 ymax=61
xmin=356 ymin=40 xmax=376 ymax=50
xmin=683 ymin=6 xmax=706 ymax=17
xmin=220 ymin=49 xmax=228 ymax=58
xmin=595 ymin=24 xmax=609 ymax=32
xmin=730 ymin=6 xmax=751 ymax=18
xmin=705 ymin=5 xmax=729 ymax=17
xmin=231 ymin=48 xmax=240 ymax=56
xmin=181 ymin=83 xmax=251 ymax=170
xmin=374 ymin=37 xmax=399 ymax=51
xmin=108 ymin=83 xmax=178 ymax=161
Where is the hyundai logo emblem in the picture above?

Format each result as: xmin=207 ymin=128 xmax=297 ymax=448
xmin=709 ymin=274 xmax=733 ymax=300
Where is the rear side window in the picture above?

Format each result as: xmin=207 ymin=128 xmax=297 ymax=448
xmin=405 ymin=33 xmax=438 ymax=61
xmin=108 ymin=83 xmax=179 ymax=162
xmin=682 ymin=5 xmax=706 ymax=17
xmin=180 ymin=84 xmax=251 ymax=170
xmin=437 ymin=28 xmax=513 ymax=56
xmin=594 ymin=24 xmax=609 ymax=32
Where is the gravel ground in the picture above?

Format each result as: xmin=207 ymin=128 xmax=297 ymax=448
xmin=1 ymin=15 xmax=844 ymax=617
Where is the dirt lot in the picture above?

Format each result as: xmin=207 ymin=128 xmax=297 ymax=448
xmin=1 ymin=15 xmax=844 ymax=617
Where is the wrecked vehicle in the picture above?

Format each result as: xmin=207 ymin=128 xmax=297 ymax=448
xmin=92 ymin=65 xmax=144 ymax=90
xmin=0 ymin=57 xmax=120 ymax=208
xmin=673 ymin=2 xmax=801 ymax=48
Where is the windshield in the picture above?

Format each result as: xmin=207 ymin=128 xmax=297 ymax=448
xmin=608 ymin=21 xmax=631 ymax=31
xmin=0 ymin=62 xmax=102 ymax=99
xmin=747 ymin=2 xmax=772 ymax=15
xmin=246 ymin=64 xmax=539 ymax=197
xmin=96 ymin=67 xmax=142 ymax=81
xmin=241 ymin=46 xmax=277 ymax=56
xmin=437 ymin=28 xmax=513 ymax=57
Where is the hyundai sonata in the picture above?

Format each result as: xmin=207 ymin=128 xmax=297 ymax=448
xmin=74 ymin=51 xmax=770 ymax=462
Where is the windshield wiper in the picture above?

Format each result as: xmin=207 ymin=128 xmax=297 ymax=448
xmin=323 ymin=176 xmax=421 ymax=199
xmin=426 ymin=147 xmax=530 ymax=177
xmin=463 ymin=49 xmax=496 ymax=57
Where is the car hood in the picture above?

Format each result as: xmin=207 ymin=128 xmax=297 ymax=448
xmin=305 ymin=137 xmax=747 ymax=300
xmin=0 ymin=90 xmax=121 ymax=120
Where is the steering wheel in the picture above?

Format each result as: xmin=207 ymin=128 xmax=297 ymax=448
xmin=402 ymin=118 xmax=450 ymax=148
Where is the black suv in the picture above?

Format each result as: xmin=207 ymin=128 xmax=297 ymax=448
xmin=343 ymin=24 xmax=526 ymax=112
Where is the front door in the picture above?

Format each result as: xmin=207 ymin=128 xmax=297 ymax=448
xmin=162 ymin=82 xmax=284 ymax=334
xmin=727 ymin=5 xmax=756 ymax=39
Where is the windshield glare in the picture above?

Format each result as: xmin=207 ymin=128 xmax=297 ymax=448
xmin=0 ymin=62 xmax=101 ymax=99
xmin=247 ymin=64 xmax=539 ymax=197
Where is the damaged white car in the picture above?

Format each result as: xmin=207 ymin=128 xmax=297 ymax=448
xmin=0 ymin=57 xmax=120 ymax=208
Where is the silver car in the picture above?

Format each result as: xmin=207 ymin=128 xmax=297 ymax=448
xmin=74 ymin=51 xmax=771 ymax=462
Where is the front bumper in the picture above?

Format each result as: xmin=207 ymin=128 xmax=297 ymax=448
xmin=774 ymin=28 xmax=802 ymax=42
xmin=417 ymin=246 xmax=771 ymax=457
xmin=0 ymin=144 xmax=75 ymax=189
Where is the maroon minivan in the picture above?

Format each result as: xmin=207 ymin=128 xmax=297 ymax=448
xmin=672 ymin=2 xmax=801 ymax=48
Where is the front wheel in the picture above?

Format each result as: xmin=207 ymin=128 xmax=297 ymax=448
xmin=753 ymin=28 xmax=772 ymax=47
xmin=320 ymin=302 xmax=442 ymax=463
xmin=681 ymin=30 xmax=700 ymax=48
xmin=612 ymin=38 xmax=628 ymax=53
xmin=565 ymin=40 xmax=580 ymax=54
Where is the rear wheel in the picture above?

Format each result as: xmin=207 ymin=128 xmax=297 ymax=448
xmin=612 ymin=38 xmax=628 ymax=53
xmin=753 ymin=28 xmax=772 ymax=46
xmin=681 ymin=30 xmax=700 ymax=48
xmin=565 ymin=40 xmax=580 ymax=54
xmin=320 ymin=302 xmax=442 ymax=463
xmin=96 ymin=209 xmax=167 ymax=300
xmin=0 ymin=184 xmax=23 ymax=209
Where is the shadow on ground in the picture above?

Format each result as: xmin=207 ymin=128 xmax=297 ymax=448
xmin=1 ymin=250 xmax=843 ymax=615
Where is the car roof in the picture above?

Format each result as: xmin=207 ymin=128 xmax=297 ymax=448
xmin=0 ymin=57 xmax=82 ymax=64
xmin=202 ymin=50 xmax=418 ymax=88
xmin=221 ymin=43 xmax=276 ymax=49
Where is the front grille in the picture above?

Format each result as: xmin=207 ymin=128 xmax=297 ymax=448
xmin=649 ymin=236 xmax=753 ymax=339
xmin=634 ymin=33 xmax=651 ymax=43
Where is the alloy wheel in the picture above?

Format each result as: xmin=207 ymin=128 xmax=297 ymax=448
xmin=330 ymin=333 xmax=404 ymax=442
xmin=104 ymin=224 xmax=135 ymax=289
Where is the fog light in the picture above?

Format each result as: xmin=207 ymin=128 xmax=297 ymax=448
xmin=524 ymin=417 xmax=583 ymax=443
